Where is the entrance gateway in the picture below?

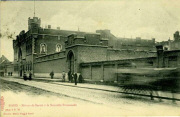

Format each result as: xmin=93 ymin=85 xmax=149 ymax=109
xmin=67 ymin=51 xmax=75 ymax=73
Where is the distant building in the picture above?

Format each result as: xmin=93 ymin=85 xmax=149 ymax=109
xmin=96 ymin=30 xmax=156 ymax=51
xmin=0 ymin=55 xmax=13 ymax=77
xmin=116 ymin=37 xmax=156 ymax=51
xmin=157 ymin=31 xmax=180 ymax=51
xmin=169 ymin=31 xmax=180 ymax=50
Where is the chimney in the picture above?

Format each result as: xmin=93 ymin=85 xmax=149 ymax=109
xmin=48 ymin=25 xmax=51 ymax=29
xmin=136 ymin=37 xmax=141 ymax=40
xmin=152 ymin=38 xmax=155 ymax=43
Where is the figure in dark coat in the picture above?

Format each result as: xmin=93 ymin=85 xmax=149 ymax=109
xmin=74 ymin=73 xmax=77 ymax=85
xmin=29 ymin=72 xmax=32 ymax=80
xmin=71 ymin=73 xmax=74 ymax=83
xmin=62 ymin=71 xmax=66 ymax=82
xmin=68 ymin=71 xmax=71 ymax=82
xmin=78 ymin=73 xmax=83 ymax=83
xmin=23 ymin=72 xmax=27 ymax=81
xmin=50 ymin=71 xmax=54 ymax=79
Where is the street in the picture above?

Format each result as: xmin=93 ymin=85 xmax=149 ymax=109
xmin=1 ymin=77 xmax=180 ymax=117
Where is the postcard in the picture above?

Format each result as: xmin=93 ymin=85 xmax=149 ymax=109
xmin=0 ymin=0 xmax=180 ymax=117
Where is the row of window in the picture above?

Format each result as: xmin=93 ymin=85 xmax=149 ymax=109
xmin=22 ymin=64 xmax=32 ymax=71
xmin=14 ymin=65 xmax=19 ymax=71
xmin=14 ymin=63 xmax=32 ymax=71
xmin=42 ymin=35 xmax=62 ymax=40
xmin=26 ymin=44 xmax=32 ymax=54
xmin=40 ymin=43 xmax=62 ymax=54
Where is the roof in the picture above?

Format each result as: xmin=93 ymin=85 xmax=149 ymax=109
xmin=0 ymin=55 xmax=10 ymax=63
xmin=164 ymin=49 xmax=180 ymax=53
xmin=101 ymin=38 xmax=109 ymax=41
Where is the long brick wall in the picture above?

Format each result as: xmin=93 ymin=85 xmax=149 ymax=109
xmin=80 ymin=57 xmax=156 ymax=82
xmin=34 ymin=51 xmax=66 ymax=78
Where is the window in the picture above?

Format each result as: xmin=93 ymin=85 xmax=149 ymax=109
xmin=56 ymin=44 xmax=62 ymax=52
xmin=40 ymin=43 xmax=47 ymax=54
xmin=30 ymin=64 xmax=32 ymax=71
xmin=168 ymin=56 xmax=177 ymax=61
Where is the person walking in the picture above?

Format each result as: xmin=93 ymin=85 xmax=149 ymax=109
xmin=29 ymin=71 xmax=32 ymax=80
xmin=62 ymin=71 xmax=66 ymax=82
xmin=23 ymin=72 xmax=27 ymax=81
xmin=50 ymin=71 xmax=54 ymax=79
xmin=71 ymin=73 xmax=74 ymax=83
xmin=78 ymin=73 xmax=83 ymax=83
xmin=74 ymin=73 xmax=77 ymax=85
xmin=68 ymin=70 xmax=71 ymax=82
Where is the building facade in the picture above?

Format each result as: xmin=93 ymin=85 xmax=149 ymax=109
xmin=156 ymin=45 xmax=180 ymax=68
xmin=14 ymin=17 xmax=172 ymax=81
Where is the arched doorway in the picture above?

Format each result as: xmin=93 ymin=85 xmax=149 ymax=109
xmin=67 ymin=51 xmax=75 ymax=73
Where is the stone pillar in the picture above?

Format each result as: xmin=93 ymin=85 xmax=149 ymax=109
xmin=114 ymin=63 xmax=118 ymax=82
xmin=90 ymin=65 xmax=92 ymax=80
xmin=156 ymin=45 xmax=164 ymax=68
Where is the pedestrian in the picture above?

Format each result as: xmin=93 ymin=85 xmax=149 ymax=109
xmin=50 ymin=71 xmax=54 ymax=79
xmin=62 ymin=71 xmax=66 ymax=82
xmin=68 ymin=70 xmax=71 ymax=82
xmin=23 ymin=72 xmax=27 ymax=81
xmin=74 ymin=73 xmax=77 ymax=85
xmin=79 ymin=73 xmax=83 ymax=83
xmin=29 ymin=71 xmax=32 ymax=80
xmin=71 ymin=73 xmax=74 ymax=83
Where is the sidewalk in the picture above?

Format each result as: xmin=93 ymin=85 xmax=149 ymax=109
xmin=13 ymin=76 xmax=121 ymax=92
xmin=10 ymin=76 xmax=180 ymax=101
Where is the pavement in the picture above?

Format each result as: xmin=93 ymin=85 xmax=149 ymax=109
xmin=3 ymin=76 xmax=180 ymax=102
xmin=2 ymin=77 xmax=180 ymax=116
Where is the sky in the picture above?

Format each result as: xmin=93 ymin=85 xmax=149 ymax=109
xmin=0 ymin=0 xmax=180 ymax=61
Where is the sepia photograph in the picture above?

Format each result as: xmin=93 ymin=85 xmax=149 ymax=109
xmin=0 ymin=0 xmax=180 ymax=117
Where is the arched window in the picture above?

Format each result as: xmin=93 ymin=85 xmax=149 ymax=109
xmin=40 ymin=43 xmax=47 ymax=54
xmin=56 ymin=44 xmax=62 ymax=52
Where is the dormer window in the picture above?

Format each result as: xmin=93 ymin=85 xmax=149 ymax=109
xmin=56 ymin=44 xmax=62 ymax=52
xmin=40 ymin=43 xmax=47 ymax=54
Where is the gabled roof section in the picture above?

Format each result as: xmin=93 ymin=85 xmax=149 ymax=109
xmin=0 ymin=55 xmax=10 ymax=64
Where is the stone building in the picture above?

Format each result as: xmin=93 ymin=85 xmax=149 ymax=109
xmin=157 ymin=31 xmax=180 ymax=51
xmin=13 ymin=17 xmax=157 ymax=79
xmin=156 ymin=45 xmax=180 ymax=68
xmin=0 ymin=55 xmax=13 ymax=77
